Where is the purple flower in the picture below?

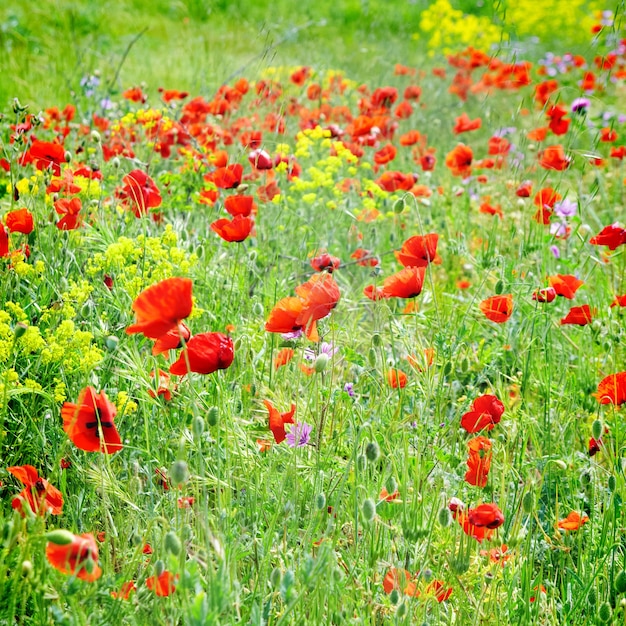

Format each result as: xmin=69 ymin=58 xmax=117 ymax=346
xmin=304 ymin=341 xmax=338 ymax=361
xmin=550 ymin=222 xmax=569 ymax=238
xmin=282 ymin=329 xmax=303 ymax=340
xmin=550 ymin=245 xmax=561 ymax=259
xmin=286 ymin=422 xmax=312 ymax=448
xmin=571 ymin=98 xmax=590 ymax=114
xmin=344 ymin=382 xmax=355 ymax=397
xmin=553 ymin=198 xmax=577 ymax=218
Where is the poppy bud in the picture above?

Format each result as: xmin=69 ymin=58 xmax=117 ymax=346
xmin=598 ymin=602 xmax=612 ymax=623
xmin=365 ymin=441 xmax=380 ymax=463
xmin=553 ymin=459 xmax=567 ymax=470
xmin=315 ymin=493 xmax=326 ymax=511
xmin=356 ymin=454 xmax=366 ymax=472
xmin=385 ymin=476 xmax=397 ymax=495
xmin=389 ymin=588 xmax=400 ymax=605
xmin=105 ymin=335 xmax=119 ymax=351
xmin=154 ymin=559 xmax=165 ymax=577
xmin=111 ymin=157 xmax=121 ymax=169
xmin=372 ymin=333 xmax=382 ymax=347
xmin=495 ymin=279 xmax=504 ymax=295
xmin=450 ymin=557 xmax=470 ymax=574
xmin=396 ymin=602 xmax=407 ymax=618
xmin=45 ymin=529 xmax=75 ymax=545
xmin=522 ymin=491 xmax=534 ymax=513
xmin=592 ymin=419 xmax=603 ymax=441
xmin=14 ymin=322 xmax=28 ymax=339
xmin=90 ymin=130 xmax=101 ymax=143
xmin=362 ymin=498 xmax=376 ymax=522
xmin=270 ymin=567 xmax=282 ymax=589
xmin=438 ymin=507 xmax=453 ymax=527
xmin=588 ymin=588 xmax=597 ymax=605
xmin=169 ymin=460 xmax=189 ymax=487
xmin=367 ymin=348 xmax=377 ymax=367
xmin=64 ymin=151 xmax=72 ymax=163
xmin=609 ymin=475 xmax=617 ymax=492
xmin=579 ymin=470 xmax=592 ymax=488
xmin=207 ymin=406 xmax=218 ymax=427
xmin=164 ymin=531 xmax=182 ymax=556
xmin=615 ymin=571 xmax=626 ymax=594
xmin=21 ymin=560 xmax=33 ymax=578
xmin=314 ymin=353 xmax=330 ymax=373
xmin=192 ymin=416 xmax=204 ymax=439
xmin=393 ymin=197 xmax=405 ymax=214
xmin=84 ymin=555 xmax=95 ymax=574
xmin=252 ymin=302 xmax=264 ymax=316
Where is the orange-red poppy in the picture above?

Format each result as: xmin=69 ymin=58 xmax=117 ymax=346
xmin=46 ymin=532 xmax=102 ymax=582
xmin=126 ymin=277 xmax=193 ymax=339
xmin=594 ymin=372 xmax=626 ymax=405
xmin=148 ymin=369 xmax=175 ymax=401
xmin=453 ymin=112 xmax=482 ymax=134
xmin=209 ymin=163 xmax=243 ymax=189
xmin=538 ymin=144 xmax=571 ymax=170
xmin=461 ymin=394 xmax=505 ymax=433
xmin=264 ymin=400 xmax=296 ymax=444
xmin=445 ymin=143 xmax=473 ymax=177
xmin=373 ymin=144 xmax=397 ymax=165
xmin=560 ymin=304 xmax=594 ymax=326
xmin=151 ymin=322 xmax=191 ymax=356
xmin=382 ymin=568 xmax=417 ymax=596
xmin=394 ymin=233 xmax=441 ymax=267
xmin=5 ymin=208 xmax=34 ymax=234
xmin=119 ymin=169 xmax=162 ymax=217
xmin=20 ymin=140 xmax=65 ymax=175
xmin=532 ymin=287 xmax=556 ymax=303
xmin=111 ymin=581 xmax=137 ymax=600
xmin=295 ymin=273 xmax=341 ymax=328
xmin=351 ymin=248 xmax=379 ymax=267
xmin=468 ymin=503 xmax=504 ymax=529
xmin=382 ymin=266 xmax=426 ymax=299
xmin=387 ymin=369 xmax=408 ymax=388
xmin=146 ymin=571 xmax=177 ymax=596
xmin=224 ymin=194 xmax=256 ymax=217
xmin=169 ymin=332 xmax=234 ymax=376
xmin=464 ymin=436 xmax=492 ymax=488
xmin=211 ymin=215 xmax=254 ymax=242
xmin=480 ymin=544 xmax=511 ymax=566
xmin=548 ymin=274 xmax=584 ymax=299
xmin=310 ymin=253 xmax=341 ymax=273
xmin=265 ymin=297 xmax=306 ymax=334
xmin=7 ymin=465 xmax=63 ymax=516
xmin=589 ymin=224 xmax=626 ymax=250
xmin=611 ymin=295 xmax=626 ymax=308
xmin=363 ymin=285 xmax=386 ymax=301
xmin=54 ymin=197 xmax=82 ymax=231
xmin=61 ymin=387 xmax=123 ymax=454
xmin=274 ymin=347 xmax=295 ymax=369
xmin=479 ymin=294 xmax=513 ymax=323
xmin=557 ymin=511 xmax=589 ymax=531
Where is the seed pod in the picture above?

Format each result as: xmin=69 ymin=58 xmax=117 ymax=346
xmin=362 ymin=498 xmax=376 ymax=522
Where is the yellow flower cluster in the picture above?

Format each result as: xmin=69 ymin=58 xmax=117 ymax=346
xmin=417 ymin=0 xmax=505 ymax=55
xmin=87 ymin=225 xmax=198 ymax=299
xmin=504 ymin=0 xmax=600 ymax=45
xmin=116 ymin=390 xmax=138 ymax=416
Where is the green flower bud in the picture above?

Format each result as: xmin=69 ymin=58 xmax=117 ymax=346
xmin=154 ymin=559 xmax=165 ymax=577
xmin=356 ymin=454 xmax=366 ymax=472
xmin=14 ymin=322 xmax=28 ymax=339
xmin=367 ymin=347 xmax=377 ymax=367
xmin=365 ymin=441 xmax=380 ymax=463
xmin=587 ymin=587 xmax=597 ymax=605
xmin=385 ymin=476 xmax=397 ymax=495
xmin=598 ymin=601 xmax=612 ymax=623
xmin=615 ymin=570 xmax=626 ymax=594
xmin=192 ymin=416 xmax=205 ymax=439
xmin=21 ymin=560 xmax=33 ymax=578
xmin=314 ymin=353 xmax=330 ymax=373
xmin=592 ymin=419 xmax=603 ymax=441
xmin=207 ymin=406 xmax=219 ymax=427
xmin=608 ymin=475 xmax=617 ymax=492
xmin=362 ymin=498 xmax=376 ymax=522
xmin=389 ymin=588 xmax=400 ymax=605
xmin=396 ymin=602 xmax=407 ymax=618
xmin=270 ymin=567 xmax=282 ymax=589
xmin=164 ymin=531 xmax=182 ymax=556
xmin=46 ymin=529 xmax=75 ymax=545
xmin=438 ymin=507 xmax=453 ymax=527
xmin=393 ymin=197 xmax=405 ymax=214
xmin=494 ymin=279 xmax=504 ymax=295
xmin=169 ymin=460 xmax=189 ymax=487
xmin=522 ymin=491 xmax=534 ymax=513
xmin=252 ymin=302 xmax=264 ymax=316
xmin=372 ymin=333 xmax=382 ymax=347
xmin=315 ymin=493 xmax=326 ymax=511
xmin=105 ymin=335 xmax=119 ymax=351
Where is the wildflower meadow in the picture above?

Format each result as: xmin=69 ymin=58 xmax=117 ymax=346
xmin=1 ymin=1 xmax=626 ymax=624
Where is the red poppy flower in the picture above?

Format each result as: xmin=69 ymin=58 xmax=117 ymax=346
xmin=146 ymin=571 xmax=177 ymax=596
xmin=464 ymin=436 xmax=492 ymax=488
xmin=453 ymin=112 xmax=482 ymax=134
xmin=22 ymin=140 xmax=65 ymax=175
xmin=0 ymin=223 xmax=8 ymax=257
xmin=445 ymin=143 xmax=473 ymax=177
xmin=351 ymin=248 xmax=379 ymax=267
xmin=5 ymin=208 xmax=34 ymax=234
xmin=560 ymin=304 xmax=594 ymax=326
xmin=382 ymin=568 xmax=417 ymax=596
xmin=375 ymin=171 xmax=415 ymax=192
xmin=211 ymin=215 xmax=254 ymax=242
xmin=61 ymin=387 xmax=122 ymax=454
xmin=123 ymin=86 xmax=147 ymax=103
xmin=46 ymin=532 xmax=102 ymax=582
xmin=515 ymin=180 xmax=532 ymax=197
xmin=295 ymin=273 xmax=341 ymax=327
xmin=379 ymin=487 xmax=400 ymax=502
xmin=425 ymin=580 xmax=453 ymax=602
xmin=126 ymin=277 xmax=193 ymax=339
xmin=538 ymin=144 xmax=571 ymax=170
xmin=548 ymin=274 xmax=584 ymax=299
xmin=310 ymin=253 xmax=341 ymax=273
xmin=611 ymin=295 xmax=626 ymax=307
xmin=589 ymin=224 xmax=626 ymax=250
xmin=588 ymin=437 xmax=602 ymax=456
xmin=111 ymin=581 xmax=137 ymax=600
xmin=274 ymin=348 xmax=295 ymax=369
xmin=363 ymin=285 xmax=386 ymax=301
xmin=224 ymin=194 xmax=256 ymax=217
xmin=461 ymin=394 xmax=505 ymax=433
xmin=264 ymin=399 xmax=296 ymax=444
xmin=480 ymin=294 xmax=513 ymax=323
xmin=454 ymin=510 xmax=493 ymax=543
xmin=148 ymin=369 xmax=175 ymax=401
xmin=532 ymin=287 xmax=556 ymax=303
xmin=387 ymin=369 xmax=408 ymax=388
xmin=119 ymin=169 xmax=162 ymax=217
xmin=557 ymin=511 xmax=589 ymax=531
xmin=54 ymin=197 xmax=82 ymax=231
xmin=248 ymin=149 xmax=273 ymax=170
xmin=151 ymin=322 xmax=191 ymax=356
xmin=210 ymin=164 xmax=243 ymax=189
xmin=468 ymin=503 xmax=504 ymax=529
xmin=394 ymin=100 xmax=413 ymax=119
xmin=265 ymin=297 xmax=305 ymax=334
xmin=382 ymin=266 xmax=426 ymax=299
xmin=373 ymin=144 xmax=397 ymax=165
xmin=169 ymin=332 xmax=234 ymax=376
xmin=395 ymin=233 xmax=441 ymax=267
xmin=7 ymin=465 xmax=63 ymax=516
xmin=594 ymin=372 xmax=626 ymax=405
